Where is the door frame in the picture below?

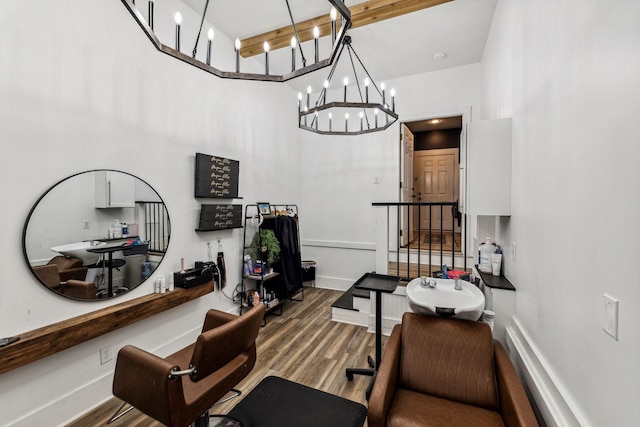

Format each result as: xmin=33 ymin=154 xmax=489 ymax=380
xmin=398 ymin=106 xmax=471 ymax=258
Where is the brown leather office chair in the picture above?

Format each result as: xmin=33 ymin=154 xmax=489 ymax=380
xmin=110 ymin=304 xmax=266 ymax=427
xmin=368 ymin=312 xmax=538 ymax=427
xmin=32 ymin=264 xmax=96 ymax=299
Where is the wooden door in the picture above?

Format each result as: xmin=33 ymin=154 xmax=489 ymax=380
xmin=400 ymin=125 xmax=415 ymax=246
xmin=414 ymin=149 xmax=458 ymax=231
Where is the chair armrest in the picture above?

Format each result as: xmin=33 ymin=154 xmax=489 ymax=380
xmin=368 ymin=324 xmax=402 ymax=427
xmin=59 ymin=267 xmax=88 ymax=282
xmin=61 ymin=280 xmax=95 ymax=299
xmin=113 ymin=345 xmax=184 ymax=427
xmin=201 ymin=309 xmax=238 ymax=332
xmin=494 ymin=341 xmax=538 ymax=427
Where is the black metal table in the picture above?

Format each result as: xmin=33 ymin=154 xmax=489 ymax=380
xmin=345 ymin=273 xmax=400 ymax=399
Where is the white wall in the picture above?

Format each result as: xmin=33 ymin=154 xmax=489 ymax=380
xmin=481 ymin=1 xmax=640 ymax=425
xmin=299 ymin=64 xmax=482 ymax=289
xmin=0 ymin=1 xmax=300 ymax=425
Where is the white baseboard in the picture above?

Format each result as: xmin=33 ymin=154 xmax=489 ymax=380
xmin=506 ymin=317 xmax=587 ymax=427
xmin=315 ymin=275 xmax=357 ymax=291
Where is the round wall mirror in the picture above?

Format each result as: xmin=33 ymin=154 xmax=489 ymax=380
xmin=23 ymin=170 xmax=171 ymax=301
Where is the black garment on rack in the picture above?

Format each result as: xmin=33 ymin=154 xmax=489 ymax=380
xmin=262 ymin=215 xmax=303 ymax=297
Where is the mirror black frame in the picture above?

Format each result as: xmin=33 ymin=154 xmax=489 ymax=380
xmin=22 ymin=169 xmax=171 ymax=301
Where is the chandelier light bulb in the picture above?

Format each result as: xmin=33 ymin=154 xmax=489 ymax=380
xmin=235 ymin=38 xmax=241 ymax=72
xmin=148 ymin=0 xmax=155 ymax=31
xmin=290 ymin=36 xmax=297 ymax=71
xmin=330 ymin=7 xmax=337 ymax=45
xmin=324 ymin=80 xmax=329 ymax=89
xmin=264 ymin=41 xmax=270 ymax=74
xmin=390 ymin=88 xmax=396 ymax=112
xmin=307 ymin=86 xmax=312 ymax=94
xmin=328 ymin=112 xmax=332 ymax=119
xmin=298 ymin=92 xmax=303 ymax=101
xmin=206 ymin=27 xmax=214 ymax=65
xmin=364 ymin=78 xmax=370 ymax=102
xmin=359 ymin=111 xmax=364 ymax=118
xmin=345 ymin=113 xmax=349 ymax=119
xmin=343 ymin=77 xmax=349 ymax=102
xmin=313 ymin=26 xmax=320 ymax=63
xmin=380 ymin=82 xmax=385 ymax=91
xmin=174 ymin=12 xmax=182 ymax=51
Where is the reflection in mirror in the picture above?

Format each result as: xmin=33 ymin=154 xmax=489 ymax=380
xmin=23 ymin=170 xmax=171 ymax=301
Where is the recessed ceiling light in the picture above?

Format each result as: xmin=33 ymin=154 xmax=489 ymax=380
xmin=433 ymin=51 xmax=447 ymax=61
xmin=429 ymin=119 xmax=442 ymax=124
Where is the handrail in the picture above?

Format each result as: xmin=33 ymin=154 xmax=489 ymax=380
xmin=372 ymin=201 xmax=464 ymax=280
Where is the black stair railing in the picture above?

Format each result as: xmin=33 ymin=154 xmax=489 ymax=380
xmin=372 ymin=201 xmax=464 ymax=280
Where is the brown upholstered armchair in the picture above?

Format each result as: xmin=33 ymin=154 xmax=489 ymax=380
xmin=368 ymin=312 xmax=538 ymax=427
xmin=32 ymin=264 xmax=96 ymax=299
xmin=46 ymin=256 xmax=88 ymax=282
xmin=110 ymin=304 xmax=266 ymax=427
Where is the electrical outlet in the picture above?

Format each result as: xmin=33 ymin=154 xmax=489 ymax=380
xmin=602 ymin=294 xmax=619 ymax=340
xmin=374 ymin=175 xmax=380 ymax=184
xmin=511 ymin=243 xmax=517 ymax=261
xmin=100 ymin=346 xmax=113 ymax=365
xmin=83 ymin=219 xmax=90 ymax=229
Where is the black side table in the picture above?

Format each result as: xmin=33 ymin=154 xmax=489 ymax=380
xmin=345 ymin=273 xmax=400 ymax=400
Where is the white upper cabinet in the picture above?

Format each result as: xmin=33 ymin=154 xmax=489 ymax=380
xmin=95 ymin=171 xmax=135 ymax=208
xmin=466 ymin=118 xmax=512 ymax=216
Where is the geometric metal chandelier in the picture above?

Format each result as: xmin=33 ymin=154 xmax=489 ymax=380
xmin=119 ymin=0 xmax=351 ymax=82
xmin=298 ymin=34 xmax=398 ymax=136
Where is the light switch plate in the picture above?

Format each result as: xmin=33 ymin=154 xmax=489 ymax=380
xmin=602 ymin=294 xmax=618 ymax=340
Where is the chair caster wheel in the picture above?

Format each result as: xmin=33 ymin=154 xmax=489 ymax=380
xmin=346 ymin=373 xmax=354 ymax=381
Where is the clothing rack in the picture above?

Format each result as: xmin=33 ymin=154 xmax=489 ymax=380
xmin=240 ymin=204 xmax=304 ymax=324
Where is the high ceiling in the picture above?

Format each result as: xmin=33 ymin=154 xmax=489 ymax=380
xmin=179 ymin=0 xmax=498 ymax=93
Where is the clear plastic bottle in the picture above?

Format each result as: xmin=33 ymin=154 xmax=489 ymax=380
xmin=479 ymin=237 xmax=497 ymax=273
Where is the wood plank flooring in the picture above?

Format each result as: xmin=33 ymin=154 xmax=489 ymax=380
xmin=67 ymin=288 xmax=384 ymax=427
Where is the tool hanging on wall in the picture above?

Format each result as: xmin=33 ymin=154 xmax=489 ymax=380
xmin=217 ymin=239 xmax=226 ymax=290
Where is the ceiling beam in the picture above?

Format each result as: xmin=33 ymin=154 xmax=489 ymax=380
xmin=240 ymin=0 xmax=452 ymax=58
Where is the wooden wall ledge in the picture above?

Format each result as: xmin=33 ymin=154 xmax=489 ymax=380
xmin=0 ymin=282 xmax=214 ymax=376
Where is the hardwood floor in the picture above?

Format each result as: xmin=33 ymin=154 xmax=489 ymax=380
xmin=67 ymin=288 xmax=384 ymax=426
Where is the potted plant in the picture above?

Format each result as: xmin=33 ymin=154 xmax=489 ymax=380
xmin=250 ymin=229 xmax=281 ymax=266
